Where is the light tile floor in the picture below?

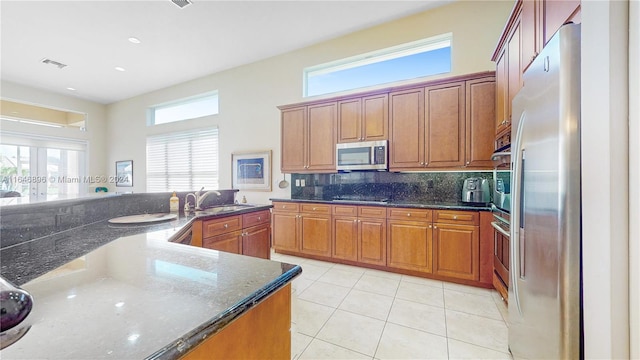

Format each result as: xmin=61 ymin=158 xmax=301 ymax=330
xmin=271 ymin=251 xmax=512 ymax=360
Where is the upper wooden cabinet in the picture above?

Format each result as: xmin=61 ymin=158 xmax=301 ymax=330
xmin=280 ymin=103 xmax=337 ymax=173
xmin=280 ymin=71 xmax=495 ymax=172
xmin=425 ymin=81 xmax=465 ymax=168
xmin=492 ymin=0 xmax=581 ymax=142
xmin=389 ymin=74 xmax=495 ymax=171
xmin=337 ymin=94 xmax=389 ymax=143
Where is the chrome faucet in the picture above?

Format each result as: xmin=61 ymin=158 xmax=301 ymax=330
xmin=195 ymin=188 xmax=221 ymax=210
xmin=184 ymin=193 xmax=197 ymax=213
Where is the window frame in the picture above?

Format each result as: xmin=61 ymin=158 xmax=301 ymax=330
xmin=303 ymin=33 xmax=453 ymax=97
xmin=147 ymin=91 xmax=219 ymax=126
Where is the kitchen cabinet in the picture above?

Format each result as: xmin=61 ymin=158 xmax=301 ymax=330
xmin=492 ymin=0 xmax=581 ymax=144
xmin=195 ymin=209 xmax=271 ymax=259
xmin=333 ymin=205 xmax=386 ymax=266
xmin=432 ymin=210 xmax=480 ymax=281
xmin=280 ymin=103 xmax=337 ymax=173
xmin=466 ymin=76 xmax=497 ymax=168
xmin=272 ymin=202 xmax=300 ymax=252
xmin=389 ymin=75 xmax=495 ymax=171
xmin=273 ymin=200 xmax=493 ymax=287
xmin=299 ymin=203 xmax=332 ymax=257
xmin=387 ymin=208 xmax=433 ymax=273
xmin=425 ymin=82 xmax=465 ymax=168
xmin=271 ymin=202 xmax=332 ymax=257
xmin=337 ymin=94 xmax=388 ymax=143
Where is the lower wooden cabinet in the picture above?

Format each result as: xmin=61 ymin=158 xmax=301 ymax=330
xmin=333 ymin=205 xmax=386 ymax=266
xmin=387 ymin=220 xmax=432 ymax=273
xmin=433 ymin=223 xmax=479 ymax=280
xmin=273 ymin=201 xmax=492 ymax=287
xmin=194 ymin=209 xmax=271 ymax=259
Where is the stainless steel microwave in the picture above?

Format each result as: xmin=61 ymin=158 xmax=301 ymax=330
xmin=336 ymin=140 xmax=388 ymax=171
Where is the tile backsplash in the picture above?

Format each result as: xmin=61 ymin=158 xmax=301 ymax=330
xmin=291 ymin=171 xmax=494 ymax=203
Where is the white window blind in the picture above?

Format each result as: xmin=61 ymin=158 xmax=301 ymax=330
xmin=146 ymin=127 xmax=219 ymax=192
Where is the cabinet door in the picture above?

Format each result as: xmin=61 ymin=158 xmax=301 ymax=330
xmin=272 ymin=212 xmax=299 ymax=252
xmin=203 ymin=230 xmax=243 ymax=254
xmin=337 ymin=98 xmax=362 ymax=143
xmin=281 ymin=107 xmax=307 ymax=172
xmin=465 ymin=77 xmax=496 ymax=168
xmin=543 ymin=0 xmax=580 ymax=45
xmin=333 ymin=216 xmax=358 ymax=261
xmin=359 ymin=218 xmax=387 ymax=266
xmin=387 ymin=220 xmax=432 ymax=273
xmin=507 ymin=19 xmax=522 ymax=124
xmin=495 ymin=47 xmax=509 ymax=137
xmin=389 ymin=88 xmax=425 ymax=170
xmin=362 ymin=94 xmax=389 ymax=141
xmin=433 ymin=223 xmax=479 ymax=281
xmin=307 ymin=103 xmax=337 ymax=171
xmin=521 ymin=0 xmax=540 ymax=72
xmin=425 ymin=82 xmax=465 ymax=168
xmin=243 ymin=224 xmax=271 ymax=259
xmin=300 ymin=214 xmax=332 ymax=257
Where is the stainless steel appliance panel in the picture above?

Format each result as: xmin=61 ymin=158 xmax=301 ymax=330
xmin=336 ymin=140 xmax=387 ymax=171
xmin=509 ymin=23 xmax=582 ymax=359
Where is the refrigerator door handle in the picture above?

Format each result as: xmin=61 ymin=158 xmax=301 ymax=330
xmin=511 ymin=111 xmax=527 ymax=316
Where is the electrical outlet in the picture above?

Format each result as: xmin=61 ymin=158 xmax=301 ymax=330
xmin=301 ymin=179 xmax=306 ymax=187
xmin=295 ymin=179 xmax=300 ymax=186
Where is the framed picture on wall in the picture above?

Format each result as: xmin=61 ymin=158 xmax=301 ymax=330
xmin=231 ymin=150 xmax=271 ymax=191
xmin=115 ymin=160 xmax=133 ymax=187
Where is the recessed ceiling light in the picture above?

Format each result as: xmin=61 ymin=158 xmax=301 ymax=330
xmin=66 ymin=87 xmax=76 ymax=91
xmin=128 ymin=37 xmax=141 ymax=44
xmin=115 ymin=67 xmax=126 ymax=72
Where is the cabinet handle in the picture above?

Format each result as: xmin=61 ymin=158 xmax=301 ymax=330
xmin=258 ymin=216 xmax=261 ymax=221
xmin=224 ymin=224 xmax=228 ymax=228
xmin=354 ymin=219 xmax=357 ymax=223
xmin=312 ymin=207 xmax=317 ymax=210
xmin=434 ymin=225 xmax=437 ymax=229
xmin=453 ymin=215 xmax=458 ymax=220
xmin=429 ymin=225 xmax=432 ymax=229
xmin=466 ymin=162 xmax=470 ymax=165
xmin=358 ymin=219 xmax=361 ymax=223
xmin=407 ymin=213 xmax=411 ymax=217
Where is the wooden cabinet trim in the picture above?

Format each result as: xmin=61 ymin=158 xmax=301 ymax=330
xmin=300 ymin=203 xmax=332 ymax=214
xmin=272 ymin=202 xmax=300 ymax=213
xmin=434 ymin=210 xmax=480 ymax=225
xmin=387 ymin=208 xmax=433 ymax=221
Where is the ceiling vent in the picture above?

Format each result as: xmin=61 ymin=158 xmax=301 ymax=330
xmin=40 ymin=58 xmax=67 ymax=69
xmin=171 ymin=0 xmax=192 ymax=9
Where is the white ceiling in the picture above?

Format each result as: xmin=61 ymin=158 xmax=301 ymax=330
xmin=1 ymin=1 xmax=453 ymax=105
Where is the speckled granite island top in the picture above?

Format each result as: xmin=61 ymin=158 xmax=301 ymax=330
xmin=0 ymin=205 xmax=301 ymax=360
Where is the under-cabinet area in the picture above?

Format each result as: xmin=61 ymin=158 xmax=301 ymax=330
xmin=271 ymin=200 xmax=493 ymax=288
xmin=191 ymin=209 xmax=272 ymax=259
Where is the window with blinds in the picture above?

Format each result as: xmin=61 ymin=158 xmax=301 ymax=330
xmin=146 ymin=127 xmax=219 ymax=192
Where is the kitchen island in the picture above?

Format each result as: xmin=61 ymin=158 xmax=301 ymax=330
xmin=0 ymin=198 xmax=300 ymax=359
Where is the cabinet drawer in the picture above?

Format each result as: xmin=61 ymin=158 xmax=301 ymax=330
xmin=203 ymin=215 xmax=242 ymax=238
xmin=387 ymin=207 xmax=432 ymax=221
xmin=272 ymin=202 xmax=299 ymax=212
xmin=359 ymin=206 xmax=387 ymax=219
xmin=434 ymin=210 xmax=479 ymax=225
xmin=333 ymin=205 xmax=357 ymax=216
xmin=300 ymin=203 xmax=331 ymax=214
xmin=243 ymin=210 xmax=271 ymax=228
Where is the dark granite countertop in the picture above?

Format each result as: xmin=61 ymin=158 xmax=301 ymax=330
xmin=0 ymin=203 xmax=298 ymax=360
xmin=270 ymin=198 xmax=492 ymax=211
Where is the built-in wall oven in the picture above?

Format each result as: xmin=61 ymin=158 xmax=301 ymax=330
xmin=491 ymin=149 xmax=511 ymax=301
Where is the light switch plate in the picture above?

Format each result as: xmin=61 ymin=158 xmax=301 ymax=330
xmin=295 ymin=179 xmax=300 ymax=186
xmin=301 ymin=179 xmax=306 ymax=187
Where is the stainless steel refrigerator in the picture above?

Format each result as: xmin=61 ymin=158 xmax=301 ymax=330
xmin=509 ymin=23 xmax=582 ymax=359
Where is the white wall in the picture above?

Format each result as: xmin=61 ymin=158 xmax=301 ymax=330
xmin=581 ymin=1 xmax=630 ymax=358
xmin=0 ymin=81 xmax=108 ymax=190
xmin=105 ymin=0 xmax=513 ymax=204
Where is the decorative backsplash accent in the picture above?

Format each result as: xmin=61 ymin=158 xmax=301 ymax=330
xmin=291 ymin=171 xmax=494 ymax=203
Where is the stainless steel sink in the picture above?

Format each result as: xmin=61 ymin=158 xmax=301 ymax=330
xmin=195 ymin=204 xmax=255 ymax=215
xmin=108 ymin=213 xmax=178 ymax=224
